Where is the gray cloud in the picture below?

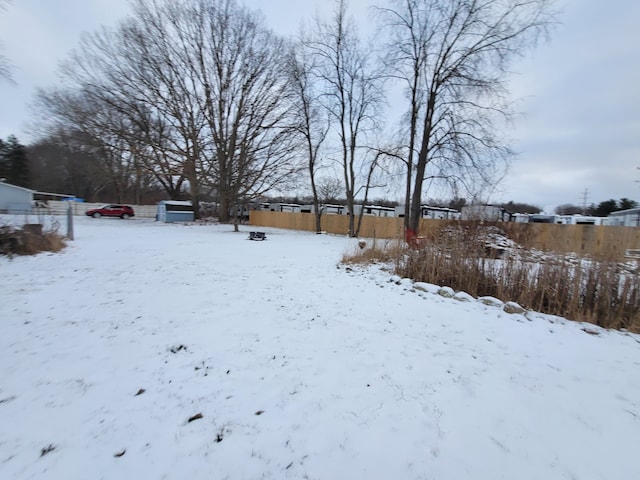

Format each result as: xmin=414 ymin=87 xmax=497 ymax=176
xmin=505 ymin=0 xmax=640 ymax=209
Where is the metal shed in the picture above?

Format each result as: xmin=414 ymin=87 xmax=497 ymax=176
xmin=157 ymin=200 xmax=195 ymax=223
xmin=0 ymin=181 xmax=34 ymax=213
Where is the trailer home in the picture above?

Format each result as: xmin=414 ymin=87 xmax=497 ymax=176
xmin=461 ymin=204 xmax=511 ymax=222
xmin=420 ymin=205 xmax=460 ymax=220
xmin=268 ymin=203 xmax=302 ymax=213
xmin=353 ymin=205 xmax=396 ymax=217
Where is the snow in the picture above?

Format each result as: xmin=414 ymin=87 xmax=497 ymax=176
xmin=1 ymin=217 xmax=639 ymax=480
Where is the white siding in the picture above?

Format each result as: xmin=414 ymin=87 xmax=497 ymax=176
xmin=0 ymin=182 xmax=33 ymax=213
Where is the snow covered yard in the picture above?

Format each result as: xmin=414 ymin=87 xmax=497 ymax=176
xmin=1 ymin=217 xmax=639 ymax=480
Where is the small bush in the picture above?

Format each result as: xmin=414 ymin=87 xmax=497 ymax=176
xmin=342 ymin=238 xmax=405 ymax=265
xmin=0 ymin=223 xmax=66 ymax=257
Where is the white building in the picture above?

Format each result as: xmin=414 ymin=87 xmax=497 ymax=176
xmin=393 ymin=205 xmax=460 ymax=219
xmin=528 ymin=214 xmax=556 ymax=223
xmin=554 ymin=215 xmax=606 ymax=225
xmin=511 ymin=213 xmax=530 ymax=223
xmin=461 ymin=204 xmax=511 ymax=222
xmin=353 ymin=205 xmax=396 ymax=217
xmin=267 ymin=203 xmax=302 ymax=213
xmin=0 ymin=181 xmax=34 ymax=213
xmin=420 ymin=205 xmax=460 ymax=220
xmin=606 ymin=208 xmax=640 ymax=227
xmin=320 ymin=204 xmax=346 ymax=215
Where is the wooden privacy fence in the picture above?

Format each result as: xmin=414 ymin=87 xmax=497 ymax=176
xmin=250 ymin=210 xmax=404 ymax=239
xmin=250 ymin=211 xmax=640 ymax=260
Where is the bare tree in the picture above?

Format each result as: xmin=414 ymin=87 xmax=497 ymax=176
xmin=0 ymin=0 xmax=13 ymax=83
xmin=555 ymin=204 xmax=583 ymax=216
xmin=170 ymin=0 xmax=303 ymax=228
xmin=307 ymin=0 xmax=384 ymax=237
xmin=35 ymin=0 xmax=302 ymax=223
xmin=33 ymin=13 xmax=199 ymax=205
xmin=353 ymin=148 xmax=394 ymax=235
xmin=33 ymin=89 xmax=152 ymax=202
xmin=377 ymin=0 xmax=556 ymax=238
xmin=316 ymin=176 xmax=344 ymax=204
xmin=286 ymin=40 xmax=331 ymax=232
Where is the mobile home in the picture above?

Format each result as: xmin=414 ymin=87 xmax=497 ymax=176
xmin=268 ymin=203 xmax=302 ymax=213
xmin=420 ymin=205 xmax=460 ymax=220
xmin=461 ymin=204 xmax=512 ymax=222
xmin=353 ymin=205 xmax=396 ymax=217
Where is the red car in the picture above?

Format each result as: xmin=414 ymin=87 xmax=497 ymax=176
xmin=85 ymin=204 xmax=135 ymax=219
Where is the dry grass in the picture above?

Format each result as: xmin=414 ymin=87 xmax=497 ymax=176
xmin=341 ymin=238 xmax=406 ymax=265
xmin=345 ymin=223 xmax=640 ymax=333
xmin=0 ymin=223 xmax=67 ymax=257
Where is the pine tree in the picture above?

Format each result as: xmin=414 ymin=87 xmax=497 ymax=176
xmin=2 ymin=135 xmax=30 ymax=187
xmin=0 ymin=137 xmax=8 ymax=180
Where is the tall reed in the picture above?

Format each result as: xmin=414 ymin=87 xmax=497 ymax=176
xmin=345 ymin=223 xmax=640 ymax=332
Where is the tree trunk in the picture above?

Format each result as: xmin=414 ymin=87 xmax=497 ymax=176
xmin=311 ymin=175 xmax=322 ymax=233
xmin=408 ymin=92 xmax=436 ymax=235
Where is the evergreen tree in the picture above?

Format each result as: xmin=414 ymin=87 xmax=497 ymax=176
xmin=0 ymin=137 xmax=9 ymax=181
xmin=0 ymin=135 xmax=30 ymax=187
xmin=592 ymin=199 xmax=619 ymax=217
xmin=618 ymin=198 xmax=638 ymax=211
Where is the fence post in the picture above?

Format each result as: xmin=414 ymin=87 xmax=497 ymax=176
xmin=66 ymin=202 xmax=74 ymax=240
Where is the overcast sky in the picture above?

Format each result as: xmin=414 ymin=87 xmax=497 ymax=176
xmin=1 ymin=0 xmax=639 ymax=211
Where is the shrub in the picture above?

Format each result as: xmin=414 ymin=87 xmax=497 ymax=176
xmin=0 ymin=223 xmax=66 ymax=257
xmin=341 ymin=238 xmax=405 ymax=265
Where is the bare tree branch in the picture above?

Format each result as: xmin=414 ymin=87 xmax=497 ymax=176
xmin=306 ymin=0 xmax=386 ymax=237
xmin=376 ymin=0 xmax=557 ymax=235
